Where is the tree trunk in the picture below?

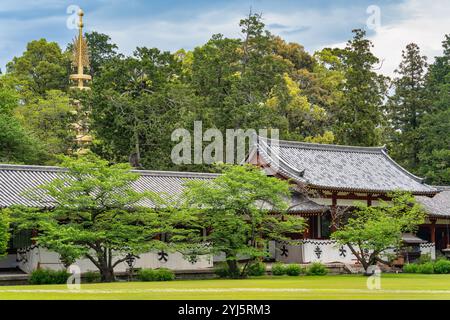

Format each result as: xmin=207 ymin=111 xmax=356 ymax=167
xmin=101 ymin=266 xmax=115 ymax=282
xmin=226 ymin=259 xmax=240 ymax=279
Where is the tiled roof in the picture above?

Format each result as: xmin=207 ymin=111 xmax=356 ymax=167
xmin=0 ymin=164 xmax=323 ymax=214
xmin=0 ymin=164 xmax=218 ymax=209
xmin=416 ymin=189 xmax=450 ymax=218
xmin=250 ymin=137 xmax=437 ymax=195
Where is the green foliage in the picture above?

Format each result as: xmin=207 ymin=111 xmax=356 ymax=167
xmin=386 ymin=43 xmax=428 ymax=172
xmin=322 ymin=29 xmax=387 ymax=146
xmin=247 ymin=261 xmax=266 ymax=276
xmin=417 ymin=262 xmax=434 ymax=274
xmin=404 ymin=259 xmax=450 ymax=274
xmin=11 ymin=153 xmax=195 ymax=282
xmin=29 ymin=269 xmax=70 ymax=285
xmin=418 ymin=253 xmax=432 ymax=264
xmin=332 ymin=192 xmax=426 ymax=272
xmin=271 ymin=263 xmax=287 ymax=276
xmin=0 ymin=76 xmax=46 ymax=164
xmin=285 ymin=264 xmax=303 ymax=276
xmin=83 ymin=271 xmax=101 ymax=283
xmin=306 ymin=262 xmax=328 ymax=276
xmin=403 ymin=263 xmax=419 ymax=273
xmin=184 ymin=164 xmax=305 ymax=278
xmin=137 ymin=268 xmax=175 ymax=281
xmin=433 ymin=259 xmax=450 ymax=274
xmin=14 ymin=90 xmax=75 ymax=159
xmin=0 ymin=210 xmax=10 ymax=257
xmin=6 ymin=39 xmax=69 ymax=96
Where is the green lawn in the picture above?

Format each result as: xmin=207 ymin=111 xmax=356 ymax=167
xmin=0 ymin=274 xmax=449 ymax=300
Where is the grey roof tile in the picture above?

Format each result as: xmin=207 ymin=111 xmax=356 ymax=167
xmin=0 ymin=164 xmax=322 ymax=214
xmin=252 ymin=137 xmax=437 ymax=195
xmin=416 ymin=189 xmax=450 ymax=218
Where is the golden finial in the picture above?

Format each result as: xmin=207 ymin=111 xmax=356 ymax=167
xmin=69 ymin=8 xmax=93 ymax=154
xmin=69 ymin=8 xmax=91 ymax=90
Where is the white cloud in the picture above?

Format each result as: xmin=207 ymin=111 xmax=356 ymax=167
xmin=325 ymin=0 xmax=450 ymax=77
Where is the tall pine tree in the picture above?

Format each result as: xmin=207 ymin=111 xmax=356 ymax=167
xmin=387 ymin=43 xmax=428 ymax=171
xmin=331 ymin=29 xmax=388 ymax=146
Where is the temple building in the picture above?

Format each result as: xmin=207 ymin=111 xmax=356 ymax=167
xmin=0 ymin=9 xmax=448 ymax=273
xmin=0 ymin=136 xmax=448 ymax=272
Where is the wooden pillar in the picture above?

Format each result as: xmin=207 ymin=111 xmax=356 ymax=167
xmin=367 ymin=194 xmax=372 ymax=207
xmin=330 ymin=192 xmax=337 ymax=233
xmin=302 ymin=216 xmax=310 ymax=239
xmin=430 ymin=218 xmax=437 ymax=244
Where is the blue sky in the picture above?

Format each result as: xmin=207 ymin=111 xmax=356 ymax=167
xmin=0 ymin=0 xmax=448 ymax=75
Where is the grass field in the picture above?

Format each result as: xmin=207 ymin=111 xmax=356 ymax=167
xmin=0 ymin=274 xmax=449 ymax=300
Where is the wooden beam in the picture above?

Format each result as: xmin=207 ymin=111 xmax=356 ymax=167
xmin=430 ymin=218 xmax=437 ymax=243
xmin=330 ymin=192 xmax=337 ymax=232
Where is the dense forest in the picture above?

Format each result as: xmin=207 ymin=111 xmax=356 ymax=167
xmin=0 ymin=13 xmax=448 ymax=184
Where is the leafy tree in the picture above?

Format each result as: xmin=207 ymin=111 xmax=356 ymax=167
xmin=387 ymin=43 xmax=428 ymax=171
xmin=66 ymin=31 xmax=119 ymax=78
xmin=88 ymin=48 xmax=201 ymax=170
xmin=417 ymin=34 xmax=450 ymax=184
xmin=14 ymin=90 xmax=75 ymax=159
xmin=183 ymin=164 xmax=305 ymax=278
xmin=332 ymin=192 xmax=426 ymax=274
xmin=11 ymin=153 xmax=194 ymax=282
xmin=0 ymin=210 xmax=10 ymax=257
xmin=324 ymin=29 xmax=388 ymax=146
xmin=84 ymin=31 xmax=119 ymax=77
xmin=0 ymin=75 xmax=45 ymax=163
xmin=6 ymin=39 xmax=70 ymax=97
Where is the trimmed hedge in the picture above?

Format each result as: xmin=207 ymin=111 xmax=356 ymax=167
xmin=434 ymin=259 xmax=450 ymax=274
xmin=402 ymin=259 xmax=450 ymax=274
xmin=403 ymin=263 xmax=419 ymax=273
xmin=137 ymin=268 xmax=175 ymax=281
xmin=247 ymin=262 xmax=266 ymax=276
xmin=285 ymin=264 xmax=303 ymax=276
xmin=83 ymin=271 xmax=101 ymax=283
xmin=29 ymin=269 xmax=70 ymax=285
xmin=306 ymin=262 xmax=328 ymax=276
xmin=271 ymin=263 xmax=287 ymax=276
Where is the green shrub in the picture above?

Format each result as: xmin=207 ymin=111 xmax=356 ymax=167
xmin=434 ymin=259 xmax=450 ymax=274
xmin=306 ymin=262 xmax=328 ymax=276
xmin=29 ymin=269 xmax=70 ymax=285
xmin=214 ymin=264 xmax=230 ymax=278
xmin=137 ymin=268 xmax=175 ymax=281
xmin=271 ymin=263 xmax=287 ymax=276
xmin=418 ymin=253 xmax=432 ymax=264
xmin=247 ymin=262 xmax=266 ymax=276
xmin=83 ymin=271 xmax=101 ymax=283
xmin=417 ymin=262 xmax=434 ymax=274
xmin=285 ymin=264 xmax=302 ymax=276
xmin=214 ymin=262 xmax=241 ymax=278
xmin=403 ymin=263 xmax=419 ymax=273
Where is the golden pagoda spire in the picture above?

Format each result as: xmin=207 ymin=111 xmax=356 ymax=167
xmin=69 ymin=8 xmax=93 ymax=154
xmin=70 ymin=9 xmax=91 ymax=90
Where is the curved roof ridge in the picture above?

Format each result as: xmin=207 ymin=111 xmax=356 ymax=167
xmin=380 ymin=149 xmax=425 ymax=184
xmin=133 ymin=169 xmax=219 ymax=178
xmin=260 ymin=136 xmax=386 ymax=153
xmin=257 ymin=138 xmax=307 ymax=180
xmin=0 ymin=163 xmax=65 ymax=172
xmin=0 ymin=163 xmax=219 ymax=179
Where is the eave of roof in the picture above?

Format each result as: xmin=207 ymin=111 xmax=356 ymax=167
xmin=250 ymin=137 xmax=438 ymax=196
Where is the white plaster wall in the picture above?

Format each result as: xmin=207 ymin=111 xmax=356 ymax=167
xmin=17 ymin=247 xmax=212 ymax=274
xmin=302 ymin=240 xmax=357 ymax=264
xmin=274 ymin=240 xmax=437 ymax=264
xmin=419 ymin=243 xmax=436 ymax=260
